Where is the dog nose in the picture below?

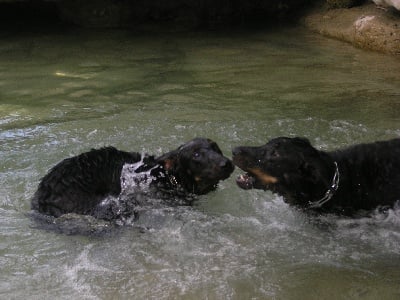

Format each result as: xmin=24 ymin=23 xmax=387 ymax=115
xmin=220 ymin=158 xmax=234 ymax=171
xmin=232 ymin=147 xmax=242 ymax=157
xmin=220 ymin=159 xmax=228 ymax=167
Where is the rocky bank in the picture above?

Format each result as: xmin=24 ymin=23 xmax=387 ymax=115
xmin=0 ymin=0 xmax=398 ymax=55
xmin=303 ymin=2 xmax=400 ymax=55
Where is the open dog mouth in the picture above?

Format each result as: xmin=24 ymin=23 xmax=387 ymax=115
xmin=236 ymin=168 xmax=278 ymax=190
xmin=236 ymin=173 xmax=256 ymax=190
xmin=232 ymin=152 xmax=278 ymax=190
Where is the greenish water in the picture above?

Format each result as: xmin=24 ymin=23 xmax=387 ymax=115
xmin=1 ymin=27 xmax=400 ymax=299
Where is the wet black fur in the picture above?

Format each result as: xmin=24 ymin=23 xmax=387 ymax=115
xmin=233 ymin=137 xmax=400 ymax=215
xmin=32 ymin=138 xmax=234 ymax=218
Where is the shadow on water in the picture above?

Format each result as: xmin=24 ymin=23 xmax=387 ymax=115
xmin=28 ymin=211 xmax=116 ymax=237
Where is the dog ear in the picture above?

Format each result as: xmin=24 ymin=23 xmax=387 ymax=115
xmin=156 ymin=150 xmax=179 ymax=171
xmin=294 ymin=137 xmax=312 ymax=147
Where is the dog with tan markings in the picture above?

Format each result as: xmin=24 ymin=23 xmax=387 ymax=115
xmin=233 ymin=137 xmax=400 ymax=215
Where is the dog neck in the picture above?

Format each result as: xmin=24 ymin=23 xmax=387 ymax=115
xmin=164 ymin=171 xmax=180 ymax=188
xmin=308 ymin=161 xmax=340 ymax=208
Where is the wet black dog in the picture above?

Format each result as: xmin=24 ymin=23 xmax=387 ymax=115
xmin=232 ymin=137 xmax=400 ymax=215
xmin=32 ymin=138 xmax=234 ymax=218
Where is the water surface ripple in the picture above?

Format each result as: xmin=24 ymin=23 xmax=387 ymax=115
xmin=1 ymin=27 xmax=400 ymax=299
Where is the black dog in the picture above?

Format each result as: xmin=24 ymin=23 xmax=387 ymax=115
xmin=32 ymin=138 xmax=234 ymax=218
xmin=232 ymin=137 xmax=400 ymax=215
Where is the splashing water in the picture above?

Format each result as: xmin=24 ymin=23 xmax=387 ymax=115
xmin=120 ymin=156 xmax=160 ymax=192
xmin=94 ymin=157 xmax=163 ymax=225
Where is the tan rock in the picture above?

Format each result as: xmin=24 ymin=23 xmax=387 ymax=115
xmin=303 ymin=3 xmax=400 ymax=55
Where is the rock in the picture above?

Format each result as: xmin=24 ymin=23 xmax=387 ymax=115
xmin=303 ymin=3 xmax=400 ymax=55
xmin=57 ymin=0 xmax=134 ymax=28
xmin=327 ymin=0 xmax=366 ymax=9
xmin=55 ymin=0 xmax=314 ymax=28
xmin=372 ymin=0 xmax=400 ymax=11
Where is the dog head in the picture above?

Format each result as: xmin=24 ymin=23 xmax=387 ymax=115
xmin=157 ymin=138 xmax=234 ymax=194
xmin=232 ymin=137 xmax=335 ymax=205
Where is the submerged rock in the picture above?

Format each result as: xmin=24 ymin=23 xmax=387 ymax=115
xmin=54 ymin=213 xmax=113 ymax=235
xmin=30 ymin=211 xmax=114 ymax=236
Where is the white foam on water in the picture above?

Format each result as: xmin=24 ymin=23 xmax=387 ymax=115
xmin=62 ymin=243 xmax=119 ymax=299
xmin=120 ymin=156 xmax=159 ymax=192
xmin=109 ymin=158 xmax=165 ymax=225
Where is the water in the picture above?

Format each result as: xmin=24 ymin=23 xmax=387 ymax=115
xmin=1 ymin=26 xmax=400 ymax=299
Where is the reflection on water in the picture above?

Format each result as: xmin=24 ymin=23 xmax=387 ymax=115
xmin=1 ymin=27 xmax=400 ymax=299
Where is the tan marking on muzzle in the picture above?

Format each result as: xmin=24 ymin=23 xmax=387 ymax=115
xmin=248 ymin=168 xmax=278 ymax=184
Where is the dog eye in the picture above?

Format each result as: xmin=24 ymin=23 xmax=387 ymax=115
xmin=271 ymin=150 xmax=279 ymax=157
xmin=193 ymin=152 xmax=200 ymax=159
